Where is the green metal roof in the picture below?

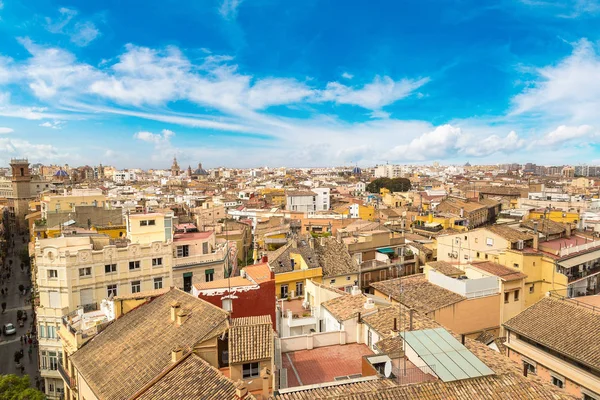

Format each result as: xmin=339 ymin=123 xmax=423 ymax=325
xmin=400 ymin=328 xmax=495 ymax=382
xmin=376 ymin=247 xmax=395 ymax=254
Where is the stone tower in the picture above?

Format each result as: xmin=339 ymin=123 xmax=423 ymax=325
xmin=171 ymin=156 xmax=180 ymax=177
xmin=9 ymin=158 xmax=32 ymax=222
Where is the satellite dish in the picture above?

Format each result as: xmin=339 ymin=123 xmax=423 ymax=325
xmin=384 ymin=361 xmax=392 ymax=378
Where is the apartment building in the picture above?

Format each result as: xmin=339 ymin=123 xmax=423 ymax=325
xmin=34 ymin=235 xmax=173 ymax=398
xmin=504 ymin=297 xmax=600 ymax=399
xmin=41 ymin=189 xmax=109 ymax=220
xmin=286 ymin=190 xmax=318 ymax=213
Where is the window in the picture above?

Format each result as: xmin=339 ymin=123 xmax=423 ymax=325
xmin=583 ymin=393 xmax=599 ymax=400
xmin=476 ymin=252 xmax=480 ymax=258
xmin=177 ymin=245 xmax=190 ymax=258
xmin=281 ymin=284 xmax=288 ymax=298
xmin=131 ymin=281 xmax=141 ymax=294
xmin=524 ymin=361 xmax=536 ymax=375
xmin=152 ymin=258 xmax=163 ymax=266
xmin=48 ymin=269 xmax=58 ymax=279
xmin=41 ymin=351 xmax=48 ymax=369
xmin=504 ymin=292 xmax=510 ymax=304
xmin=529 ymin=284 xmax=534 ymax=294
xmin=47 ymin=325 xmax=56 ymax=339
xmin=513 ymin=263 xmax=519 ymax=269
xmin=242 ymin=362 xmax=260 ymax=379
xmin=346 ymin=276 xmax=351 ymax=281
xmin=79 ymin=267 xmax=92 ymax=277
xmin=154 ymin=277 xmax=163 ymax=290
xmin=39 ymin=325 xmax=46 ymax=338
xmin=140 ymin=220 xmax=148 ymax=226
xmin=296 ymin=282 xmax=304 ymax=296
xmin=148 ymin=219 xmax=156 ymax=226
xmin=129 ymin=261 xmax=140 ymax=270
xmin=105 ymin=264 xmax=117 ymax=273
xmin=49 ymin=351 xmax=59 ymax=370
xmin=551 ymin=376 xmax=564 ymax=388
xmin=485 ymin=254 xmax=489 ymax=260
xmin=202 ymin=242 xmax=209 ymax=254
xmin=330 ymin=279 xmax=336 ymax=285
xmin=107 ymin=284 xmax=118 ymax=297
xmin=205 ymin=269 xmax=214 ymax=282
xmin=514 ymin=290 xmax=520 ymax=302
xmin=486 ymin=237 xmax=494 ymax=246
xmin=367 ymin=329 xmax=372 ymax=348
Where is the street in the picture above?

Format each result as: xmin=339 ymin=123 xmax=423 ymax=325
xmin=0 ymin=228 xmax=40 ymax=389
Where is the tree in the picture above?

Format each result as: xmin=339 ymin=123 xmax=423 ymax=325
xmin=0 ymin=374 xmax=46 ymax=400
xmin=366 ymin=178 xmax=412 ymax=193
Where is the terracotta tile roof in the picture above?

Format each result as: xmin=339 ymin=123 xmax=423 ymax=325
xmin=361 ymin=305 xmax=440 ymax=339
xmin=520 ymin=219 xmax=566 ymax=236
xmin=373 ymin=336 xmax=403 ymax=356
xmin=70 ymin=289 xmax=230 ymax=400
xmin=267 ymin=239 xmax=320 ymax=273
xmin=135 ymin=353 xmax=255 ymax=400
xmin=485 ymin=225 xmax=534 ymax=243
xmin=318 ymin=373 xmax=577 ymax=399
xmin=229 ymin=315 xmax=273 ymax=364
xmin=426 ymin=261 xmax=463 ymax=276
xmin=470 ymin=261 xmax=527 ymax=281
xmin=244 ymin=262 xmax=274 ymax=284
xmin=370 ymin=274 xmax=465 ymax=314
xmin=273 ymin=378 xmax=397 ymax=400
xmin=478 ymin=186 xmax=524 ymax=196
xmin=438 ymin=197 xmax=487 ymax=213
xmin=322 ymin=293 xmax=377 ymax=321
xmin=503 ymin=297 xmax=600 ymax=370
xmin=314 ymin=237 xmax=359 ymax=278
xmin=112 ymin=287 xmax=170 ymax=301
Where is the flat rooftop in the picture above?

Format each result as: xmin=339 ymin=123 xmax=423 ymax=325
xmin=282 ymin=343 xmax=373 ymax=387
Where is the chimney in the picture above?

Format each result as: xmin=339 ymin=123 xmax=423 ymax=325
xmin=291 ymin=240 xmax=297 ymax=249
xmin=176 ymin=309 xmax=189 ymax=326
xmin=170 ymin=302 xmax=181 ymax=322
xmin=533 ymin=220 xmax=538 ymax=235
xmin=409 ymin=309 xmax=414 ymax=331
xmin=350 ymin=285 xmax=361 ymax=296
xmin=260 ymin=367 xmax=271 ymax=399
xmin=460 ymin=207 xmax=465 ymax=218
xmin=364 ymin=298 xmax=375 ymax=310
xmin=533 ymin=234 xmax=539 ymax=251
xmin=309 ymin=237 xmax=314 ymax=249
xmin=171 ymin=346 xmax=183 ymax=363
xmin=234 ymin=380 xmax=248 ymax=399
xmin=566 ymin=224 xmax=572 ymax=238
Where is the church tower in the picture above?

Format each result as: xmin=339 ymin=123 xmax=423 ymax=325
xmin=9 ymin=158 xmax=32 ymax=222
xmin=171 ymin=156 xmax=180 ymax=177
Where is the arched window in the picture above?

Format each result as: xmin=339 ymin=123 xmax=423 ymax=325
xmin=20 ymin=167 xmax=24 ymax=176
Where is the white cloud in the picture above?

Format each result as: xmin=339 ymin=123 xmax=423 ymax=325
xmin=341 ymin=72 xmax=353 ymax=80
xmin=318 ymin=76 xmax=429 ymax=110
xmin=0 ymin=127 xmax=13 ymax=134
xmin=71 ymin=21 xmax=100 ymax=46
xmin=44 ymin=7 xmax=100 ymax=47
xmin=0 ymin=137 xmax=61 ymax=163
xmin=530 ymin=124 xmax=598 ymax=147
xmin=219 ymin=0 xmax=243 ymax=20
xmin=512 ymin=39 xmax=600 ymax=123
xmin=39 ymin=120 xmax=65 ymax=129
xmin=134 ymin=129 xmax=175 ymax=146
xmin=386 ymin=125 xmax=525 ymax=161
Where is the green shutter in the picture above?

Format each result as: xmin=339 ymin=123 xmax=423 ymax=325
xmin=183 ymin=272 xmax=193 ymax=278
xmin=205 ymin=269 xmax=215 ymax=275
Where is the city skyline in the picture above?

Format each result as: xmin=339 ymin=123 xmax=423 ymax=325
xmin=0 ymin=0 xmax=599 ymax=168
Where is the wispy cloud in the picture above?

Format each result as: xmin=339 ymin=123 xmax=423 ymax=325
xmin=44 ymin=7 xmax=100 ymax=47
xmin=341 ymin=72 xmax=353 ymax=80
xmin=134 ymin=129 xmax=175 ymax=146
xmin=0 ymin=127 xmax=13 ymax=134
xmin=219 ymin=0 xmax=243 ymax=20
xmin=39 ymin=120 xmax=65 ymax=129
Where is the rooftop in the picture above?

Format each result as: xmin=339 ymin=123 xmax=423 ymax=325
xmin=70 ymin=289 xmax=229 ymax=400
xmin=485 ymin=225 xmax=534 ymax=243
xmin=503 ymin=297 xmax=600 ymax=371
xmin=469 ymin=261 xmax=527 ymax=282
xmin=229 ymin=315 xmax=273 ymax=364
xmin=426 ymin=261 xmax=463 ymax=276
xmin=371 ymin=275 xmax=465 ymax=314
xmin=314 ymin=237 xmax=359 ymax=278
xmin=322 ymin=293 xmax=377 ymax=322
xmin=173 ymin=230 xmax=213 ymax=241
xmin=282 ymin=343 xmax=374 ymax=387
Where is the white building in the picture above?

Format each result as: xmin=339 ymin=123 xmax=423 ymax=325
xmin=374 ymin=164 xmax=403 ymax=179
xmin=286 ymin=191 xmax=317 ymax=213
xmin=112 ymin=170 xmax=136 ymax=183
xmin=312 ymin=187 xmax=331 ymax=211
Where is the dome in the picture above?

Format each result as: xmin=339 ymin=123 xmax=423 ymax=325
xmin=54 ymin=169 xmax=69 ymax=177
xmin=352 ymin=166 xmax=362 ymax=174
xmin=193 ymin=163 xmax=208 ymax=176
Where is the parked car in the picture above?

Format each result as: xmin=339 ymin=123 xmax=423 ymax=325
xmin=3 ymin=323 xmax=17 ymax=335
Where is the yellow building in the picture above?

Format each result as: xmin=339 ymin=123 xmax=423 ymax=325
xmin=126 ymin=212 xmax=174 ymax=243
xmin=94 ymin=224 xmax=127 ymax=239
xmin=527 ymin=209 xmax=580 ymax=224
xmin=412 ymin=211 xmax=468 ymax=233
xmin=41 ymin=189 xmax=108 ymax=219
xmin=267 ymin=239 xmax=323 ymax=299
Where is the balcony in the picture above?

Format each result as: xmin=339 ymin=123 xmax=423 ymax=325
xmin=57 ymin=362 xmax=75 ymax=389
xmin=173 ymin=250 xmax=227 ymax=269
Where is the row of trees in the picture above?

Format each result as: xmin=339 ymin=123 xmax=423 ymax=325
xmin=0 ymin=374 xmax=45 ymax=400
xmin=366 ymin=177 xmax=412 ymax=193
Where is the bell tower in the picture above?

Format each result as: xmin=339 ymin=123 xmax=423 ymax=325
xmin=9 ymin=158 xmax=32 ymax=221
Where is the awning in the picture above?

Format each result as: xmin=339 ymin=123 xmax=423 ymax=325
xmin=377 ymin=247 xmax=395 ymax=254
xmin=559 ymin=251 xmax=600 ymax=269
xmin=204 ymin=269 xmax=215 ymax=275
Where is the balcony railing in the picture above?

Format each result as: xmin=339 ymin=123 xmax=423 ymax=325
xmin=57 ymin=362 xmax=75 ymax=389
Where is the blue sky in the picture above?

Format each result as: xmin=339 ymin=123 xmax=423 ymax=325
xmin=0 ymin=0 xmax=600 ymax=169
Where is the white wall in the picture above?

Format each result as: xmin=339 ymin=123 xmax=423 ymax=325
xmin=428 ymin=270 xmax=499 ymax=298
xmin=313 ymin=188 xmax=331 ymax=211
